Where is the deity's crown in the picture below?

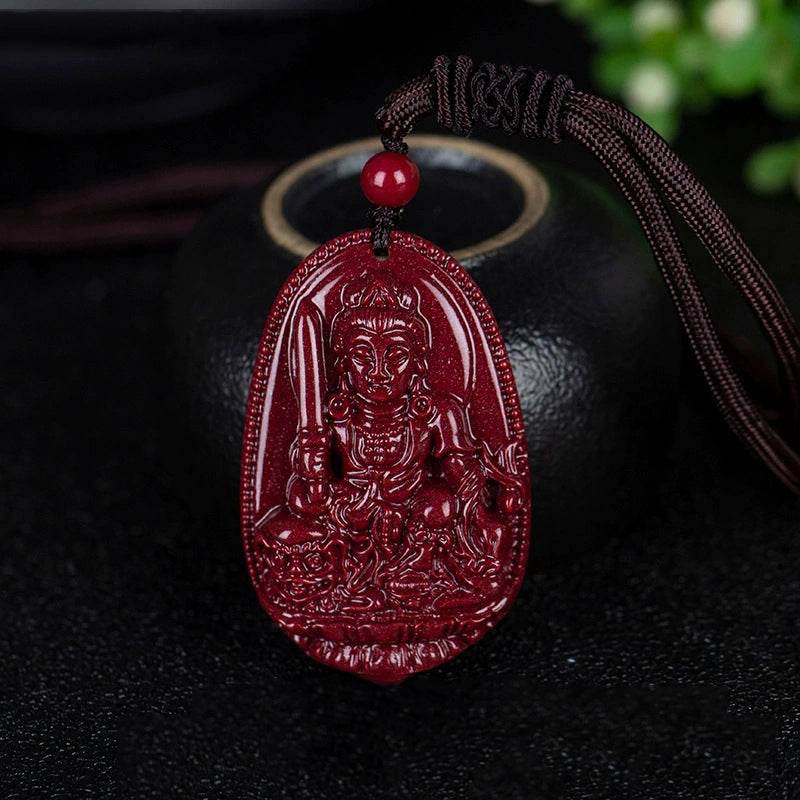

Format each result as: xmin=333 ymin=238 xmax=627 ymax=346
xmin=331 ymin=271 xmax=430 ymax=357
xmin=340 ymin=272 xmax=416 ymax=312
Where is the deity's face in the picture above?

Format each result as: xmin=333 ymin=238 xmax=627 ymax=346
xmin=345 ymin=326 xmax=417 ymax=403
xmin=261 ymin=533 xmax=340 ymax=604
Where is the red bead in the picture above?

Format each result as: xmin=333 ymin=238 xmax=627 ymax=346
xmin=360 ymin=151 xmax=420 ymax=208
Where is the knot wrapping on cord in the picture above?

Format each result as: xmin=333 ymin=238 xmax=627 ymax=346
xmin=431 ymin=55 xmax=573 ymax=143
xmin=374 ymin=55 xmax=573 ymax=148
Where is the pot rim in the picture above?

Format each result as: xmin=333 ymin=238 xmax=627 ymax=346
xmin=261 ymin=134 xmax=550 ymax=262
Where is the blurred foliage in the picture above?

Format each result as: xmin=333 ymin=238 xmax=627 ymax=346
xmin=547 ymin=0 xmax=800 ymax=198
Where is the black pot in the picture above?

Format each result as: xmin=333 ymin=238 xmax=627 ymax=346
xmin=164 ymin=134 xmax=682 ymax=564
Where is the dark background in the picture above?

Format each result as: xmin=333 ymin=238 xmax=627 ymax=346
xmin=2 ymin=3 xmax=800 ymax=797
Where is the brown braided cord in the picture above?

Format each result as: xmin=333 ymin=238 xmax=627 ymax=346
xmin=565 ymin=103 xmax=800 ymax=492
xmin=372 ymin=55 xmax=800 ymax=494
xmin=571 ymin=91 xmax=800 ymax=429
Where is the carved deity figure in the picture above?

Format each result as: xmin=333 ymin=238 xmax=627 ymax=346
xmin=255 ymin=272 xmax=524 ymax=613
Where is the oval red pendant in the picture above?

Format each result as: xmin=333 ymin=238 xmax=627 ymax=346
xmin=241 ymin=230 xmax=531 ymax=683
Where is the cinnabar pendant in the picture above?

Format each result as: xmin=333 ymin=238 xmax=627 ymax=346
xmin=241 ymin=229 xmax=531 ymax=683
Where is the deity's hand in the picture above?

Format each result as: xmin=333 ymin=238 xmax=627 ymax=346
xmin=288 ymin=474 xmax=329 ymax=515
xmin=374 ymin=510 xmax=402 ymax=556
xmin=498 ymin=485 xmax=523 ymax=514
xmin=305 ymin=478 xmax=327 ymax=505
xmin=290 ymin=431 xmax=330 ymax=514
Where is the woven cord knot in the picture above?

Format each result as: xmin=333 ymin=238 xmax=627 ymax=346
xmin=431 ymin=55 xmax=573 ymax=143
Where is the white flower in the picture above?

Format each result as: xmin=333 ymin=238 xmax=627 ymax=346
xmin=624 ymin=62 xmax=678 ymax=112
xmin=704 ymin=0 xmax=757 ymax=43
xmin=632 ymin=0 xmax=683 ymax=38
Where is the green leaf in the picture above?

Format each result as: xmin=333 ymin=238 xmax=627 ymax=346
xmin=674 ymin=30 xmax=713 ymax=73
xmin=762 ymin=16 xmax=800 ymax=113
xmin=682 ymin=81 xmax=715 ymax=112
xmin=707 ymin=27 xmax=770 ymax=96
xmin=759 ymin=0 xmax=783 ymax=18
xmin=765 ymin=78 xmax=800 ymax=115
xmin=594 ymin=49 xmax=642 ymax=93
xmin=744 ymin=139 xmax=800 ymax=193
xmin=637 ymin=108 xmax=680 ymax=140
xmin=592 ymin=6 xmax=633 ymax=44
xmin=560 ymin=0 xmax=609 ymax=20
